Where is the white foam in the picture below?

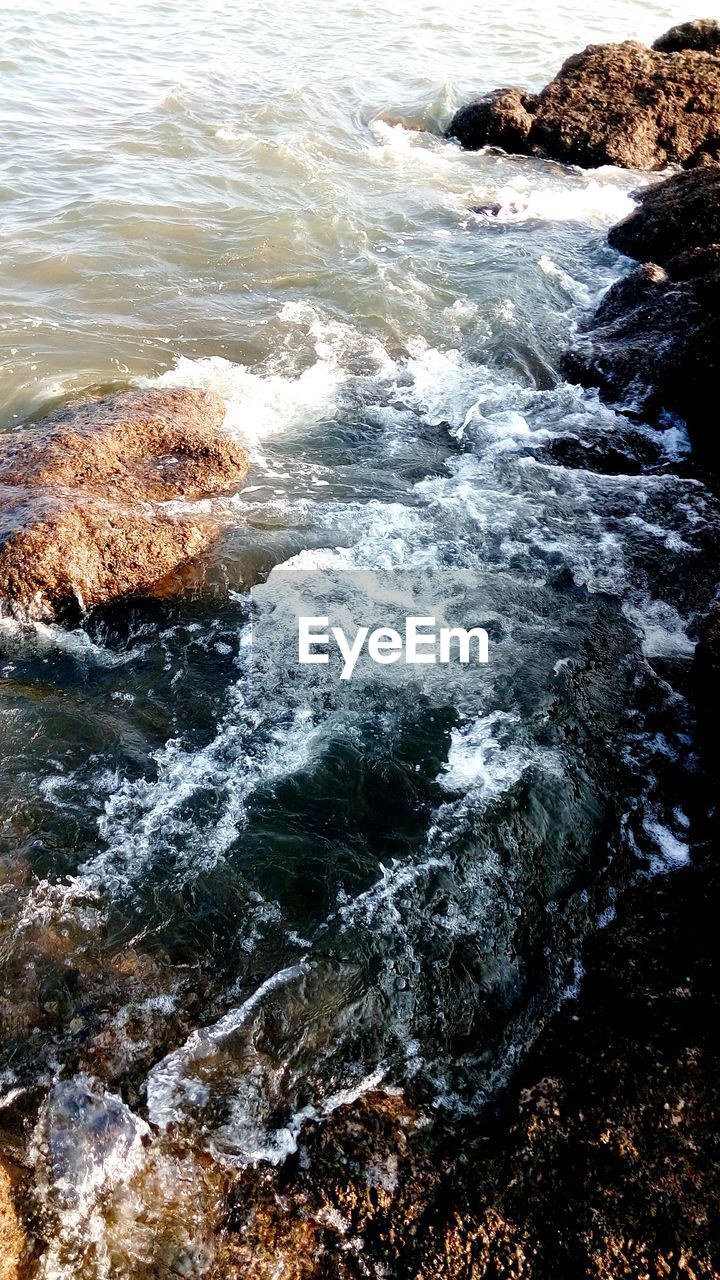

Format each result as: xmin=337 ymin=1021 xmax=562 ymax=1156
xmin=623 ymin=597 xmax=696 ymax=660
xmin=473 ymin=179 xmax=636 ymax=228
xmin=142 ymin=352 xmax=342 ymax=448
xmin=440 ymin=711 xmax=554 ymax=796
xmin=644 ymin=817 xmax=690 ymax=867
xmin=0 ymin=618 xmax=143 ymax=667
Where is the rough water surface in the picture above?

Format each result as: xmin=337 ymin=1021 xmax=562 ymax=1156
xmin=0 ymin=1 xmax=717 ymax=1276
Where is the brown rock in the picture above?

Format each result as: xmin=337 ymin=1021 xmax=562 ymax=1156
xmin=446 ymin=87 xmax=536 ymax=153
xmin=0 ymin=388 xmax=249 ymax=620
xmin=653 ymin=17 xmax=720 ymax=54
xmin=0 ymin=1158 xmax=24 ymax=1280
xmin=609 ymin=164 xmax=720 ymax=263
xmin=448 ymin=35 xmax=720 ymax=170
xmin=0 ymin=386 xmax=243 ymax=502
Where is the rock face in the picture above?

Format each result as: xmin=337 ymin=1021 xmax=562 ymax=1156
xmin=447 ymin=27 xmax=720 ymax=170
xmin=563 ymin=164 xmax=720 ymax=473
xmin=0 ymin=388 xmax=249 ymax=620
xmin=447 ymin=87 xmax=537 ymax=154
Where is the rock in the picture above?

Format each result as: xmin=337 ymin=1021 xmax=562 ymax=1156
xmin=447 ymin=87 xmax=536 ymax=153
xmin=652 ymin=17 xmax=720 ymax=54
xmin=564 ymin=165 xmax=720 ymax=474
xmin=212 ymin=859 xmax=720 ymax=1280
xmin=0 ymin=1158 xmax=24 ymax=1280
xmin=448 ymin=34 xmax=720 ymax=170
xmin=609 ymin=164 xmax=720 ymax=262
xmin=563 ymin=249 xmax=720 ymax=471
xmin=0 ymin=388 xmax=249 ymax=620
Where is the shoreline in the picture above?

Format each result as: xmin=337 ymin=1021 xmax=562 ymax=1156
xmin=1 ymin=13 xmax=719 ymax=1279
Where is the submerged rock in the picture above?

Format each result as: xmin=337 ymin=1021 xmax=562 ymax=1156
xmin=564 ymin=165 xmax=720 ymax=473
xmin=447 ymin=26 xmax=720 ymax=170
xmin=0 ymin=388 xmax=249 ymax=620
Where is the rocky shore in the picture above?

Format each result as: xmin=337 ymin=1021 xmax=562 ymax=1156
xmin=2 ymin=19 xmax=720 ymax=1280
xmin=208 ymin=23 xmax=720 ymax=1280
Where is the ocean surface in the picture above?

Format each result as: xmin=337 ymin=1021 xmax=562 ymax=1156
xmin=1 ymin=1 xmax=719 ymax=1275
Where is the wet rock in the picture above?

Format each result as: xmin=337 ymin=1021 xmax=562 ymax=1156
xmin=609 ymin=164 xmax=720 ymax=263
xmin=0 ymin=388 xmax=249 ymax=620
xmin=448 ymin=32 xmax=720 ymax=170
xmin=447 ymin=87 xmax=536 ymax=154
xmin=212 ymin=857 xmax=720 ymax=1280
xmin=564 ymin=167 xmax=720 ymax=474
xmin=0 ymin=1158 xmax=24 ymax=1280
xmin=694 ymin=607 xmax=720 ymax=775
xmin=32 ymin=1076 xmax=225 ymax=1278
xmin=652 ymin=17 xmax=720 ymax=54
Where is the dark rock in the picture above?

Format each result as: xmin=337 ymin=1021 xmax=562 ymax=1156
xmin=564 ymin=161 xmax=720 ymax=475
xmin=563 ymin=248 xmax=720 ymax=472
xmin=653 ymin=17 xmax=720 ymax=54
xmin=448 ymin=35 xmax=720 ymax=170
xmin=609 ymin=164 xmax=720 ymax=262
xmin=0 ymin=388 xmax=249 ymax=620
xmin=694 ymin=607 xmax=720 ymax=765
xmin=447 ymin=87 xmax=536 ymax=153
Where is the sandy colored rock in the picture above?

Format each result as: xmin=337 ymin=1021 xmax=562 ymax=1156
xmin=0 ymin=386 xmax=245 ymax=502
xmin=0 ymin=1158 xmax=24 ymax=1280
xmin=448 ymin=31 xmax=720 ymax=170
xmin=0 ymin=387 xmax=249 ymax=620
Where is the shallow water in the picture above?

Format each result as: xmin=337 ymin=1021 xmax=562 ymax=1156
xmin=1 ymin=1 xmax=718 ymax=1275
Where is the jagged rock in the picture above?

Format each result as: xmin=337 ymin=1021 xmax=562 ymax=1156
xmin=0 ymin=388 xmax=249 ymax=620
xmin=563 ymin=249 xmax=720 ymax=471
xmin=448 ymin=30 xmax=720 ymax=170
xmin=609 ymin=164 xmax=720 ymax=262
xmin=652 ymin=17 xmax=720 ymax=54
xmin=564 ymin=164 xmax=720 ymax=473
xmin=211 ymin=860 xmax=720 ymax=1280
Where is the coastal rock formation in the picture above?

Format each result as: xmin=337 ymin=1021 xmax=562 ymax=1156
xmin=563 ymin=165 xmax=720 ymax=473
xmin=0 ymin=388 xmax=249 ymax=620
xmin=447 ymin=25 xmax=720 ymax=170
xmin=447 ymin=87 xmax=537 ymax=155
